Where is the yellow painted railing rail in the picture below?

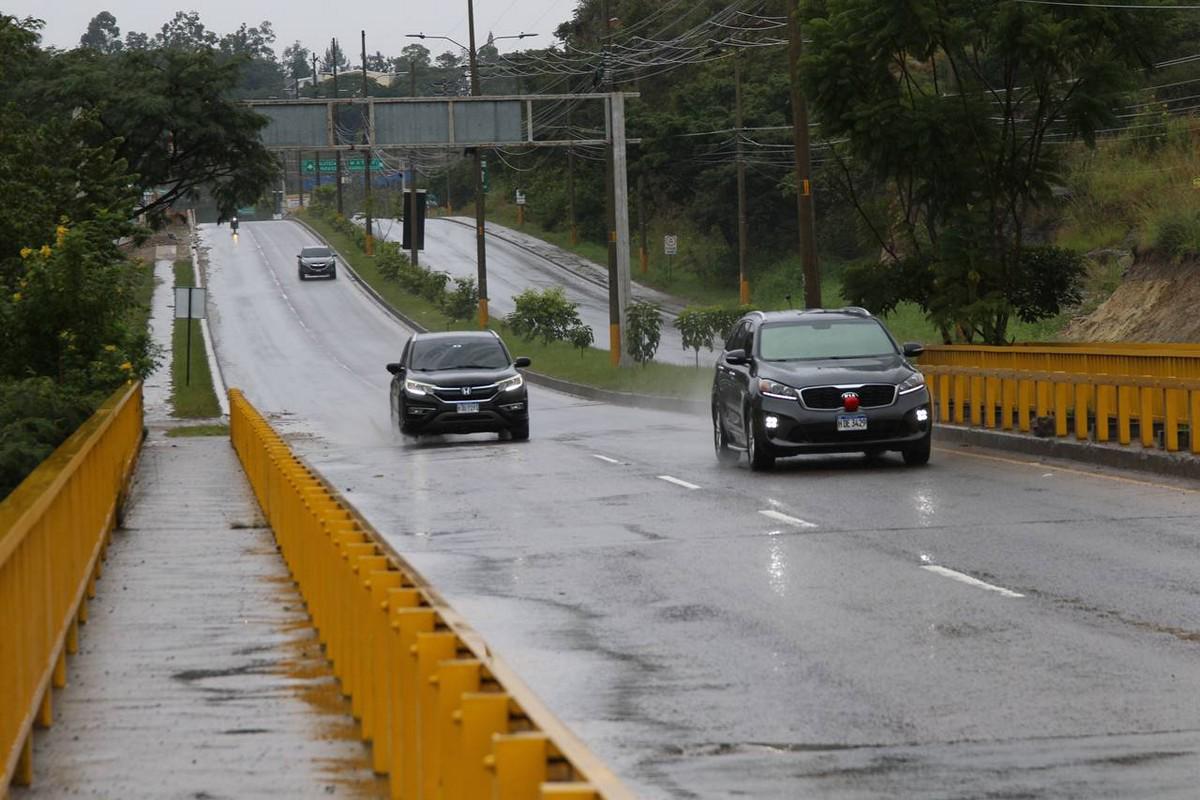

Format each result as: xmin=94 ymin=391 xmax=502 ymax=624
xmin=922 ymin=343 xmax=1200 ymax=382
xmin=228 ymin=388 xmax=636 ymax=800
xmin=0 ymin=381 xmax=143 ymax=794
xmin=925 ymin=365 xmax=1200 ymax=453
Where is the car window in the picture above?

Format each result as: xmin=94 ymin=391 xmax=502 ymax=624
xmin=301 ymin=247 xmax=332 ymax=258
xmin=725 ymin=321 xmax=749 ymax=352
xmin=410 ymin=337 xmax=510 ymax=371
xmin=758 ymin=319 xmax=897 ymax=360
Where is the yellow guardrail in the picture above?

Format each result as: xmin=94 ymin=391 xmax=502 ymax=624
xmin=922 ymin=343 xmax=1200 ymax=381
xmin=1 ymin=381 xmax=143 ymax=794
xmin=926 ymin=365 xmax=1200 ymax=452
xmin=228 ymin=388 xmax=635 ymax=800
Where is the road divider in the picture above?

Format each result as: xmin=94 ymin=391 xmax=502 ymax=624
xmin=1 ymin=381 xmax=143 ymax=793
xmin=228 ymin=388 xmax=636 ymax=800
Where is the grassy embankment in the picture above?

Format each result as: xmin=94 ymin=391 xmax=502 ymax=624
xmin=298 ymin=210 xmax=713 ymax=399
xmin=171 ymin=258 xmax=225 ymax=424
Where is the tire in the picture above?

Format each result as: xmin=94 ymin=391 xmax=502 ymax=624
xmin=713 ymin=411 xmax=739 ymax=465
xmin=330 ymin=267 xmax=337 ymax=280
xmin=509 ymin=422 xmax=530 ymax=441
xmin=902 ymin=430 xmax=932 ymax=466
xmin=746 ymin=413 xmax=775 ymax=471
xmin=298 ymin=269 xmax=305 ymax=281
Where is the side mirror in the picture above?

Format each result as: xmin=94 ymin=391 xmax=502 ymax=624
xmin=513 ymin=356 xmax=532 ymax=368
xmin=724 ymin=349 xmax=750 ymax=366
xmin=902 ymin=342 xmax=924 ymax=358
xmin=386 ymin=362 xmax=404 ymax=375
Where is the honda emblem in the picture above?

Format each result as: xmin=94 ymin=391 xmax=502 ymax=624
xmin=461 ymin=386 xmax=472 ymax=397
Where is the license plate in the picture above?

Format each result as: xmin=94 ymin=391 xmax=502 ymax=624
xmin=458 ymin=402 xmax=480 ymax=414
xmin=836 ymin=414 xmax=867 ymax=432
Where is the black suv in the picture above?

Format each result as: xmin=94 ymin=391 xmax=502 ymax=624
xmin=712 ymin=308 xmax=931 ymax=470
xmin=386 ymin=331 xmax=531 ymax=440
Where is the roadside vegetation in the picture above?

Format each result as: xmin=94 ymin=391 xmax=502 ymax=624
xmin=0 ymin=14 xmax=277 ymax=499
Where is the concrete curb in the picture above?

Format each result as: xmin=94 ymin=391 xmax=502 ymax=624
xmin=289 ymin=214 xmax=709 ymax=417
xmin=934 ymin=423 xmax=1200 ymax=481
xmin=189 ymin=210 xmax=230 ymax=418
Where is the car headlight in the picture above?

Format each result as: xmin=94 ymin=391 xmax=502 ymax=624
xmin=404 ymin=378 xmax=438 ymax=396
xmin=758 ymin=379 xmax=798 ymax=400
xmin=897 ymin=371 xmax=926 ymax=395
xmin=497 ymin=374 xmax=524 ymax=392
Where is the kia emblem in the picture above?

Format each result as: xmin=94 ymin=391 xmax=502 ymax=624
xmin=841 ymin=391 xmax=860 ymax=412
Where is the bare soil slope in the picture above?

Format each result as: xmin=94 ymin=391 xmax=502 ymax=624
xmin=1064 ymin=254 xmax=1200 ymax=342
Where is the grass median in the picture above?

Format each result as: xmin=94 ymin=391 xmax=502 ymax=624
xmin=298 ymin=210 xmax=713 ymax=400
xmin=171 ymin=258 xmax=222 ymax=417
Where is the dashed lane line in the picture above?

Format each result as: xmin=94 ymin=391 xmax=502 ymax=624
xmin=592 ymin=454 xmax=621 ymax=464
xmin=657 ymin=475 xmax=701 ymax=490
xmin=921 ymin=565 xmax=1025 ymax=598
xmin=757 ymin=509 xmax=817 ymax=529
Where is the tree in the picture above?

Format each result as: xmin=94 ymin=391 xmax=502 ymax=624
xmin=29 ymin=46 xmax=279 ymax=223
xmin=506 ymin=288 xmax=584 ymax=344
xmin=674 ymin=307 xmax=717 ymax=367
xmin=442 ymin=277 xmax=479 ymax=325
xmin=123 ymin=30 xmax=150 ymax=50
xmin=323 ymin=38 xmax=349 ymax=72
xmin=79 ymin=11 xmax=122 ymax=53
xmin=282 ymin=41 xmax=310 ymax=78
xmin=155 ymin=11 xmax=218 ymax=50
xmin=401 ymin=43 xmax=431 ymax=69
xmin=220 ymin=21 xmax=276 ymax=60
xmin=801 ymin=0 xmax=1169 ymax=343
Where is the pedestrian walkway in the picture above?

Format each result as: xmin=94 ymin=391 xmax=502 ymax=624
xmin=11 ymin=432 xmax=387 ymax=799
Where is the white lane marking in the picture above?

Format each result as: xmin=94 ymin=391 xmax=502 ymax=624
xmin=657 ymin=475 xmax=701 ymax=490
xmin=592 ymin=454 xmax=621 ymax=464
xmin=921 ymin=565 xmax=1025 ymax=598
xmin=758 ymin=509 xmax=817 ymax=529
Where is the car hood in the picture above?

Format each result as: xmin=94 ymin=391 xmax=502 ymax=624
xmin=408 ymin=367 xmax=517 ymax=387
xmin=757 ymin=353 xmax=917 ymax=386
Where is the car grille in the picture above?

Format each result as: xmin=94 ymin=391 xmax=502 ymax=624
xmin=800 ymin=384 xmax=896 ymax=410
xmin=432 ymin=384 xmax=498 ymax=402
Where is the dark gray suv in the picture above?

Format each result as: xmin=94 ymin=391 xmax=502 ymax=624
xmin=297 ymin=246 xmax=337 ymax=280
xmin=712 ymin=308 xmax=931 ymax=470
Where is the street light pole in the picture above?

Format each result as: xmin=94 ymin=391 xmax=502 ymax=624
xmin=466 ymin=0 xmax=488 ymax=327
xmin=786 ymin=2 xmax=821 ymax=308
xmin=735 ymin=50 xmax=750 ymax=305
xmin=362 ymin=30 xmax=374 ymax=256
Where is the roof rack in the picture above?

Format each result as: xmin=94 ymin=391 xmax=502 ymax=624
xmin=792 ymin=306 xmax=872 ymax=317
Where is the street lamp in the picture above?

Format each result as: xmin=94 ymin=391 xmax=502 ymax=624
xmin=404 ymin=25 xmax=538 ymax=328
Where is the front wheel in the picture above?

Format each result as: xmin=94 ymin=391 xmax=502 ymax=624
xmin=713 ymin=412 xmax=739 ymax=465
xmin=509 ymin=422 xmax=530 ymax=441
xmin=902 ymin=430 xmax=932 ymax=466
xmin=746 ymin=414 xmax=775 ymax=471
xmin=330 ymin=267 xmax=337 ymax=280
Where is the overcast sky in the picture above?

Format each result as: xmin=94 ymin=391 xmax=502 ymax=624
xmin=9 ymin=0 xmax=581 ymax=57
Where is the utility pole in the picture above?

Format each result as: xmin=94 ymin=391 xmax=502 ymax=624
xmin=638 ymin=172 xmax=647 ymax=274
xmin=468 ymin=0 xmax=489 ymax=328
xmin=567 ymin=106 xmax=577 ymax=245
xmin=786 ymin=1 xmax=821 ymax=308
xmin=408 ymin=161 xmax=420 ymax=267
xmin=409 ymin=58 xmax=417 ymax=97
xmin=333 ymin=54 xmax=343 ymax=215
xmin=735 ymin=50 xmax=750 ymax=305
xmin=362 ymin=30 xmax=374 ymax=255
xmin=311 ymin=54 xmax=318 ymax=97
xmin=601 ymin=0 xmax=623 ymax=366
xmin=298 ymin=152 xmax=304 ymax=207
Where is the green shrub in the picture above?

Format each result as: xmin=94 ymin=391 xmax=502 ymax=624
xmin=567 ymin=324 xmax=595 ymax=357
xmin=626 ymin=301 xmax=663 ymax=366
xmin=0 ymin=378 xmax=97 ymax=500
xmin=442 ymin=277 xmax=479 ymax=325
xmin=507 ymin=287 xmax=584 ymax=344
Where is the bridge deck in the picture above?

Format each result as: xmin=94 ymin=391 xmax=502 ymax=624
xmin=12 ymin=431 xmax=386 ymax=799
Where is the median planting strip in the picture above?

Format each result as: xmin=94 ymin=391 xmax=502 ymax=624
xmin=228 ymin=388 xmax=636 ymax=800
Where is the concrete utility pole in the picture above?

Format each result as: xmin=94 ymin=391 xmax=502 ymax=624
xmin=600 ymin=0 xmax=630 ymax=366
xmin=786 ymin=0 xmax=821 ymax=308
xmin=567 ymin=107 xmax=577 ymax=245
xmin=467 ymin=0 xmax=489 ymax=327
xmin=409 ymin=58 xmax=417 ymax=98
xmin=735 ymin=50 xmax=750 ymax=305
xmin=408 ymin=161 xmax=420 ymax=267
xmin=362 ymin=31 xmax=374 ymax=255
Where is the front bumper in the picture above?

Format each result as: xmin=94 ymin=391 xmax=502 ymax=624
xmin=755 ymin=387 xmax=931 ymax=455
xmin=401 ymin=390 xmax=529 ymax=434
xmin=300 ymin=261 xmax=335 ymax=276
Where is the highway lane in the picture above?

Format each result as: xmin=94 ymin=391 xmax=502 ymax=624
xmin=371 ymin=216 xmax=697 ymax=366
xmin=204 ymin=219 xmax=1200 ymax=799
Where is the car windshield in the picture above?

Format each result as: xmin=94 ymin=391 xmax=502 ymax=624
xmin=301 ymin=247 xmax=331 ymax=258
xmin=410 ymin=337 xmax=510 ymax=371
xmin=758 ymin=319 xmax=897 ymax=360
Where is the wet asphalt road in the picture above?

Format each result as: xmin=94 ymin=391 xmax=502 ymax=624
xmin=205 ymin=220 xmax=1200 ymax=799
xmin=370 ymin=216 xmax=694 ymax=365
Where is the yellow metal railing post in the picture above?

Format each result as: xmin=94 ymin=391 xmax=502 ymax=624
xmin=1017 ymin=379 xmax=1032 ymax=432
xmin=1074 ymin=383 xmax=1090 ymax=441
xmin=1165 ymin=389 xmax=1181 ymax=452
xmin=1095 ymin=385 xmax=1112 ymax=443
xmin=1140 ymin=387 xmax=1156 ymax=448
xmin=1054 ymin=382 xmax=1070 ymax=438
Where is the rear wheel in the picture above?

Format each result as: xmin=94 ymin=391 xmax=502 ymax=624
xmin=902 ymin=430 xmax=932 ymax=466
xmin=746 ymin=414 xmax=774 ymax=471
xmin=713 ymin=411 xmax=739 ymax=465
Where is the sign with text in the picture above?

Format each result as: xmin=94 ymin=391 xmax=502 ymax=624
xmin=663 ymin=234 xmax=678 ymax=256
xmin=174 ymin=287 xmax=207 ymax=319
xmin=303 ymin=158 xmax=383 ymax=174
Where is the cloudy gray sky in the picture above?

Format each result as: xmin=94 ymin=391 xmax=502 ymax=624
xmin=9 ymin=0 xmax=581 ymax=57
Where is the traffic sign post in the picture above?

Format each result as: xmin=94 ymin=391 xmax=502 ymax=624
xmin=174 ymin=287 xmax=207 ymax=386
xmin=664 ymin=234 xmax=678 ymax=280
xmin=515 ymin=190 xmax=526 ymax=226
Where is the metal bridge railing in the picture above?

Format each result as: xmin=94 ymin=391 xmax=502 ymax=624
xmin=228 ymin=388 xmax=636 ymax=800
xmin=1 ymin=381 xmax=143 ymax=792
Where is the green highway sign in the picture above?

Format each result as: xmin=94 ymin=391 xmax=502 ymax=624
xmin=302 ymin=157 xmax=383 ymax=174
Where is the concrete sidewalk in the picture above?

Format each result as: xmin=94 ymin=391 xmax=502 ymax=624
xmin=12 ymin=432 xmax=386 ymax=799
